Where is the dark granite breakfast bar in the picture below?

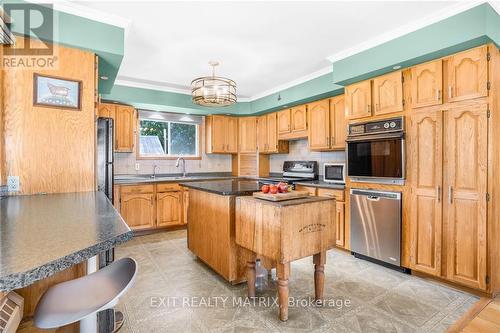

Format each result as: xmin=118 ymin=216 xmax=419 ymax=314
xmin=180 ymin=179 xmax=262 ymax=196
xmin=0 ymin=191 xmax=133 ymax=292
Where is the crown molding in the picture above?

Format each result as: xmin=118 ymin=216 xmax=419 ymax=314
xmin=327 ymin=0 xmax=487 ymax=63
xmin=490 ymin=0 xmax=500 ymax=14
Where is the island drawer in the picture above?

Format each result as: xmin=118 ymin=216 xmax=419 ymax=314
xmin=121 ymin=184 xmax=154 ymax=194
xmin=294 ymin=185 xmax=317 ymax=196
xmin=317 ymin=188 xmax=345 ymax=201
xmin=156 ymin=183 xmax=181 ymax=192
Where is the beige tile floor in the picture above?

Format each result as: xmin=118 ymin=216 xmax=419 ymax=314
xmin=115 ymin=230 xmax=477 ymax=333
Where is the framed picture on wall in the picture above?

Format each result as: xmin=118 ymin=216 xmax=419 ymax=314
xmin=33 ymin=74 xmax=82 ymax=110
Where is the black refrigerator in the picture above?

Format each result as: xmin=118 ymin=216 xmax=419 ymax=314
xmin=97 ymin=118 xmax=114 ymax=202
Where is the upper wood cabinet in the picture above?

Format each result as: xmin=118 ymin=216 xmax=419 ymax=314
xmin=278 ymin=109 xmax=291 ymax=134
xmin=239 ymin=116 xmax=257 ymax=153
xmin=410 ymin=110 xmax=443 ymax=277
xmin=445 ymin=104 xmax=488 ymax=290
xmin=97 ymin=102 xmax=116 ymax=119
xmin=308 ymin=95 xmax=346 ymax=151
xmin=411 ymin=60 xmax=443 ymax=108
xmin=372 ymin=71 xmax=403 ymax=116
xmin=257 ymin=113 xmax=288 ymax=154
xmin=115 ymin=105 xmax=135 ymax=152
xmin=291 ymin=105 xmax=307 ymax=132
xmin=278 ymin=106 xmax=308 ymax=139
xmin=345 ymin=80 xmax=372 ymax=120
xmin=446 ymin=46 xmax=488 ymax=103
xmin=157 ymin=191 xmax=182 ymax=227
xmin=206 ymin=115 xmax=238 ymax=154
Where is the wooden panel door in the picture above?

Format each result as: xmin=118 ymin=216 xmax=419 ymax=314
xmin=157 ymin=191 xmax=182 ymax=227
xmin=410 ymin=110 xmax=443 ymax=276
xmin=239 ymin=117 xmax=257 ymax=153
xmin=225 ymin=116 xmax=238 ymax=153
xmin=115 ymin=105 xmax=135 ymax=152
xmin=182 ymin=190 xmax=189 ymax=225
xmin=266 ymin=113 xmax=278 ymax=153
xmin=330 ymin=95 xmax=346 ymax=150
xmin=120 ymin=192 xmax=155 ymax=230
xmin=373 ymin=71 xmax=403 ymax=116
xmin=278 ymin=109 xmax=291 ymax=134
xmin=445 ymin=104 xmax=488 ymax=290
xmin=98 ymin=103 xmax=115 ymax=119
xmin=447 ymin=45 xmax=488 ymax=103
xmin=291 ymin=105 xmax=307 ymax=132
xmin=210 ymin=115 xmax=226 ymax=153
xmin=308 ymin=99 xmax=330 ymax=150
xmin=345 ymin=80 xmax=372 ymax=120
xmin=257 ymin=115 xmax=268 ymax=153
xmin=411 ymin=60 xmax=443 ymax=108
xmin=335 ymin=201 xmax=345 ymax=248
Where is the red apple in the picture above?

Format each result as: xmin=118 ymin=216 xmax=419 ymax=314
xmin=269 ymin=185 xmax=279 ymax=194
xmin=261 ymin=184 xmax=270 ymax=193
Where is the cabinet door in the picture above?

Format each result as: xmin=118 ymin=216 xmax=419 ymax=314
xmin=445 ymin=104 xmax=488 ymax=290
xmin=266 ymin=113 xmax=278 ymax=153
xmin=330 ymin=95 xmax=346 ymax=150
xmin=210 ymin=115 xmax=227 ymax=153
xmin=120 ymin=193 xmax=155 ymax=230
xmin=115 ymin=105 xmax=135 ymax=152
xmin=373 ymin=71 xmax=403 ymax=116
xmin=345 ymin=80 xmax=372 ymax=120
xmin=239 ymin=117 xmax=257 ymax=153
xmin=98 ymin=103 xmax=115 ymax=119
xmin=291 ymin=105 xmax=307 ymax=132
xmin=447 ymin=46 xmax=488 ymax=103
xmin=225 ymin=116 xmax=238 ymax=153
xmin=335 ymin=201 xmax=345 ymax=248
xmin=410 ymin=110 xmax=443 ymax=276
xmin=257 ymin=115 xmax=268 ymax=152
xmin=183 ymin=190 xmax=189 ymax=225
xmin=157 ymin=191 xmax=182 ymax=227
xmin=308 ymin=99 xmax=330 ymax=150
xmin=411 ymin=60 xmax=443 ymax=108
xmin=278 ymin=109 xmax=291 ymax=134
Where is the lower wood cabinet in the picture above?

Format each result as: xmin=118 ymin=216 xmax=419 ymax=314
xmin=117 ymin=183 xmax=187 ymax=231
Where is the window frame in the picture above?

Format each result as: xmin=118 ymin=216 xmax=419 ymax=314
xmin=136 ymin=117 xmax=202 ymax=160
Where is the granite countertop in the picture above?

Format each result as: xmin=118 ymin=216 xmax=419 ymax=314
xmin=114 ymin=172 xmax=236 ymax=185
xmin=180 ymin=179 xmax=261 ymax=196
xmin=0 ymin=191 xmax=133 ymax=292
xmin=239 ymin=195 xmax=334 ymax=207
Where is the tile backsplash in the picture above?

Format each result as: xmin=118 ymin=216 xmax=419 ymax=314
xmin=270 ymin=139 xmax=346 ymax=175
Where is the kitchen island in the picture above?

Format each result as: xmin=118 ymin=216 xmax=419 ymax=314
xmin=181 ymin=179 xmax=261 ymax=283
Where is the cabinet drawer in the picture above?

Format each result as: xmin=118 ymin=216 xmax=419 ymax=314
xmin=317 ymin=188 xmax=345 ymax=201
xmin=121 ymin=184 xmax=154 ymax=194
xmin=295 ymin=185 xmax=317 ymax=196
xmin=157 ymin=183 xmax=181 ymax=192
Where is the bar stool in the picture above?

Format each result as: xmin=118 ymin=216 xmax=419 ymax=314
xmin=34 ymin=257 xmax=137 ymax=332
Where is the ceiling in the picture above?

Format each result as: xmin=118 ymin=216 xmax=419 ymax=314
xmin=74 ymin=1 xmax=474 ymax=99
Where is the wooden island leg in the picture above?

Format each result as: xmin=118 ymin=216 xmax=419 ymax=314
xmin=277 ymin=262 xmax=290 ymax=321
xmin=313 ymin=252 xmax=326 ymax=304
xmin=247 ymin=260 xmax=256 ymax=298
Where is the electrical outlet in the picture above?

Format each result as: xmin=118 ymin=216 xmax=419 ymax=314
xmin=7 ymin=176 xmax=20 ymax=192
xmin=135 ymin=163 xmax=140 ymax=171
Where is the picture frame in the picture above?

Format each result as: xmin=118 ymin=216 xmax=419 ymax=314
xmin=33 ymin=73 xmax=82 ymax=110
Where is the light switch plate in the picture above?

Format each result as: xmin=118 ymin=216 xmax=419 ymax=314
xmin=7 ymin=176 xmax=20 ymax=192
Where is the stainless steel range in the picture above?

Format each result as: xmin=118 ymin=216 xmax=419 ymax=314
xmin=259 ymin=161 xmax=318 ymax=187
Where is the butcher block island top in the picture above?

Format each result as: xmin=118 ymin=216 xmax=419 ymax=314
xmin=235 ymin=195 xmax=335 ymax=321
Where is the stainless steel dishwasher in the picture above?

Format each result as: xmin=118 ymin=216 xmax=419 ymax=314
xmin=350 ymin=189 xmax=402 ymax=267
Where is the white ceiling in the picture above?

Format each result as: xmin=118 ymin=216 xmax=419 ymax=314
xmin=71 ymin=1 xmax=482 ymax=100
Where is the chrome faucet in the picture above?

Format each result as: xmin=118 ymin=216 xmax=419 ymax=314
xmin=152 ymin=164 xmax=159 ymax=178
xmin=176 ymin=157 xmax=187 ymax=177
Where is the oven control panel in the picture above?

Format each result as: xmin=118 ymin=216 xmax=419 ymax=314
xmin=348 ymin=117 xmax=404 ymax=136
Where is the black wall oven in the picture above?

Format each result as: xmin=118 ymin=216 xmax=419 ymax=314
xmin=346 ymin=117 xmax=405 ymax=184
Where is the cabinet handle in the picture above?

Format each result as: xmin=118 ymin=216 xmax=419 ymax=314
xmin=326 ymin=136 xmax=329 ymax=145
xmin=367 ymin=105 xmax=371 ymax=113
xmin=448 ymin=86 xmax=453 ymax=98
xmin=436 ymin=186 xmax=441 ymax=202
xmin=448 ymin=186 xmax=453 ymax=204
xmin=436 ymin=89 xmax=441 ymax=101
xmin=151 ymin=196 xmax=154 ymax=205
xmin=331 ymin=136 xmax=334 ymax=146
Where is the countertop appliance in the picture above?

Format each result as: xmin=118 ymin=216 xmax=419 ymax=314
xmin=350 ymin=189 xmax=402 ymax=268
xmin=323 ymin=163 xmax=346 ymax=184
xmin=259 ymin=161 xmax=318 ymax=187
xmin=346 ymin=117 xmax=405 ymax=184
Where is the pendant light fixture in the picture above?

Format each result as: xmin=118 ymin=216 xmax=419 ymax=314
xmin=191 ymin=61 xmax=236 ymax=107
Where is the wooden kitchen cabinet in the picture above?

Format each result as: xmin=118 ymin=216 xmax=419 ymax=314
xmin=257 ymin=113 xmax=288 ymax=154
xmin=372 ymin=71 xmax=403 ymax=116
xmin=97 ymin=102 xmax=116 ymax=119
xmin=308 ymin=95 xmax=346 ymax=151
xmin=206 ymin=115 xmax=238 ymax=154
xmin=120 ymin=190 xmax=155 ymax=231
xmin=157 ymin=191 xmax=182 ymax=227
xmin=410 ymin=110 xmax=443 ymax=277
xmin=278 ymin=105 xmax=308 ymax=139
xmin=183 ymin=190 xmax=189 ymax=225
xmin=446 ymin=45 xmax=488 ymax=103
xmin=411 ymin=59 xmax=443 ymax=108
xmin=239 ymin=117 xmax=257 ymax=153
xmin=291 ymin=105 xmax=307 ymax=132
xmin=345 ymin=80 xmax=372 ymax=120
xmin=115 ymin=105 xmax=135 ymax=152
xmin=278 ymin=109 xmax=291 ymax=134
xmin=335 ymin=201 xmax=345 ymax=248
